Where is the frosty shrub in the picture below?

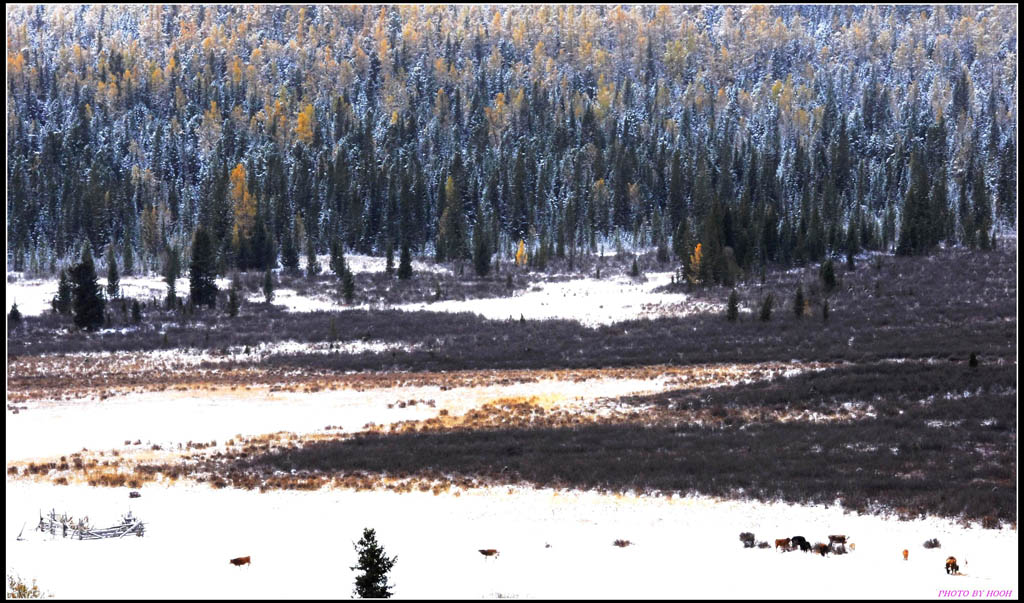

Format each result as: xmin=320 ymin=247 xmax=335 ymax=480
xmin=923 ymin=538 xmax=941 ymax=549
xmin=6 ymin=574 xmax=46 ymax=599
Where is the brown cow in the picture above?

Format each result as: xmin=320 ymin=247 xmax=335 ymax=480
xmin=479 ymin=549 xmax=499 ymax=559
xmin=229 ymin=556 xmax=251 ymax=567
xmin=775 ymin=538 xmax=791 ymax=551
xmin=813 ymin=543 xmax=829 ymax=556
xmin=903 ymin=549 xmax=909 ymax=561
xmin=945 ymin=557 xmax=959 ymax=575
xmin=828 ymin=535 xmax=847 ymax=546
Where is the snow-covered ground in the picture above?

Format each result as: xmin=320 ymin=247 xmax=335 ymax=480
xmin=5 ymin=374 xmax=678 ymax=461
xmin=8 ymin=267 xmax=714 ymax=327
xmin=6 ymin=480 xmax=1017 ymax=599
xmin=392 ymin=271 xmax=719 ymax=327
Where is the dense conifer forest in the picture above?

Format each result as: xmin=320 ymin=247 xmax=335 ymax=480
xmin=5 ymin=5 xmax=1018 ymax=281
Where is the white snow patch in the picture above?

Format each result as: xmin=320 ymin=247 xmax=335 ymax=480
xmin=5 ymin=481 xmax=1017 ymax=599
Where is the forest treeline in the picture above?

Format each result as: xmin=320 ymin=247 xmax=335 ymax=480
xmin=5 ymin=5 xmax=1018 ymax=283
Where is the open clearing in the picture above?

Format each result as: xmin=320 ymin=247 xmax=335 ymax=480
xmin=6 ymin=244 xmax=1017 ymax=598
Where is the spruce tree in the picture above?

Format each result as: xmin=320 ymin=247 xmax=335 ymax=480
xmin=281 ymin=225 xmax=300 ymax=274
xmin=227 ymin=274 xmax=241 ymax=317
xmin=473 ymin=227 xmax=490 ymax=277
xmin=263 ymin=269 xmax=275 ymax=304
xmin=164 ymin=245 xmax=181 ymax=310
xmin=759 ymin=293 xmax=774 ymax=322
xmin=793 ymin=284 xmax=805 ymax=319
xmin=52 ymin=269 xmax=72 ymax=314
xmin=330 ymin=238 xmax=347 ymax=278
xmin=122 ymin=242 xmax=135 ymax=276
xmin=342 ymin=269 xmax=355 ymax=304
xmin=189 ymin=227 xmax=218 ymax=308
xmin=397 ymin=244 xmax=413 ymax=280
xmin=131 ymin=299 xmax=142 ymax=324
xmin=820 ymin=259 xmax=837 ymax=293
xmin=8 ymin=302 xmax=23 ymax=329
xmin=70 ymin=244 xmax=106 ymax=331
xmin=305 ymin=233 xmax=320 ymax=277
xmin=385 ymin=240 xmax=395 ymax=277
xmin=822 ymin=298 xmax=829 ymax=322
xmin=726 ymin=289 xmax=739 ymax=322
xmin=105 ymin=244 xmax=120 ymax=299
xmin=351 ymin=528 xmax=397 ymax=599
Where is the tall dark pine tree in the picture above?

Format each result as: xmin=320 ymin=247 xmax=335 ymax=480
xmin=52 ymin=269 xmax=72 ymax=314
xmin=164 ymin=245 xmax=181 ymax=309
xmin=397 ymin=243 xmax=413 ymax=280
xmin=70 ymin=244 xmax=106 ymax=331
xmin=473 ymin=226 xmax=490 ymax=277
xmin=896 ymin=151 xmax=934 ymax=256
xmin=189 ymin=227 xmax=218 ymax=308
xmin=105 ymin=244 xmax=120 ymax=299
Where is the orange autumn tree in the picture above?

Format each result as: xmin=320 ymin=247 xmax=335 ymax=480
xmin=230 ymin=162 xmax=257 ymax=254
xmin=515 ymin=239 xmax=528 ymax=267
xmin=687 ymin=243 xmax=703 ymax=285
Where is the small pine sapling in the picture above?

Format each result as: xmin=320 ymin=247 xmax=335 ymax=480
xmin=263 ymin=269 xmax=275 ymax=304
xmin=759 ymin=293 xmax=774 ymax=322
xmin=8 ymin=303 xmax=23 ymax=329
xmin=343 ymin=270 xmax=355 ymax=304
xmin=820 ymin=258 xmax=837 ymax=293
xmin=131 ymin=299 xmax=142 ymax=324
xmin=351 ymin=528 xmax=397 ymax=599
xmin=822 ymin=298 xmax=829 ymax=322
xmin=726 ymin=289 xmax=739 ymax=322
xmin=793 ymin=284 xmax=805 ymax=319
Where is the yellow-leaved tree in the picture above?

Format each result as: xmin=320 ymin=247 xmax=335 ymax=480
xmin=687 ymin=243 xmax=703 ymax=285
xmin=515 ymin=239 xmax=528 ymax=267
xmin=230 ymin=163 xmax=256 ymax=251
xmin=296 ymin=103 xmax=315 ymax=146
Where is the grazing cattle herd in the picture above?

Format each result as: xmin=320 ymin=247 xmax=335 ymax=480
xmin=740 ymin=532 xmax=966 ymax=575
xmin=769 ymin=534 xmax=846 ymax=555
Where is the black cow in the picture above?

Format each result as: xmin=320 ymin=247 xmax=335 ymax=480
xmin=791 ymin=536 xmax=810 ymax=552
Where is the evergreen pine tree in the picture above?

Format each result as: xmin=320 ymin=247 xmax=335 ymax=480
xmin=330 ymin=238 xmax=347 ymax=278
xmin=630 ymin=256 xmax=640 ymax=278
xmin=820 ymin=259 xmax=837 ymax=293
xmin=131 ymin=299 xmax=142 ymax=324
xmin=263 ymin=269 xmax=275 ymax=304
xmin=822 ymin=298 xmax=829 ymax=322
xmin=164 ymin=245 xmax=181 ymax=310
xmin=351 ymin=528 xmax=397 ymax=599
xmin=385 ymin=240 xmax=395 ymax=276
xmin=281 ymin=224 xmax=300 ymax=274
xmin=726 ymin=289 xmax=739 ymax=322
xmin=397 ymin=244 xmax=413 ymax=280
xmin=759 ymin=293 xmax=774 ymax=322
xmin=52 ymin=269 xmax=72 ymax=314
xmin=8 ymin=302 xmax=23 ymax=329
xmin=122 ymin=242 xmax=135 ymax=276
xmin=227 ymin=274 xmax=241 ymax=317
xmin=189 ymin=227 xmax=218 ymax=308
xmin=342 ymin=270 xmax=355 ymax=304
xmin=70 ymin=244 xmax=106 ymax=331
xmin=473 ymin=227 xmax=490 ymax=277
xmin=305 ymin=232 xmax=320 ymax=277
xmin=793 ymin=284 xmax=805 ymax=319
xmin=105 ymin=244 xmax=120 ymax=299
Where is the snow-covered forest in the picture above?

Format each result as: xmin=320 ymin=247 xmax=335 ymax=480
xmin=6 ymin=5 xmax=1018 ymax=278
